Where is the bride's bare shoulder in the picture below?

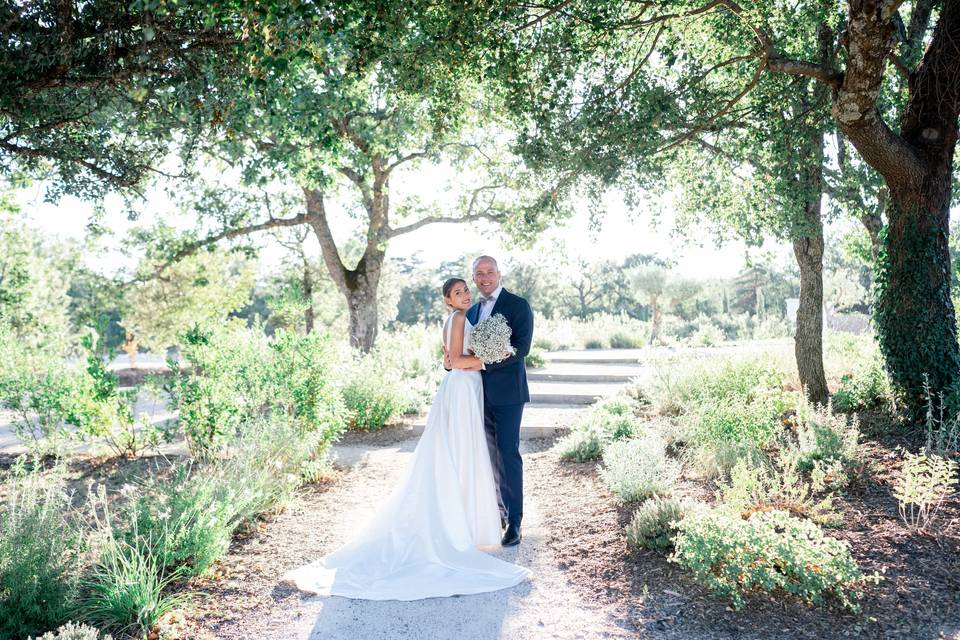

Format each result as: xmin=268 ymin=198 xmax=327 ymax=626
xmin=449 ymin=310 xmax=466 ymax=326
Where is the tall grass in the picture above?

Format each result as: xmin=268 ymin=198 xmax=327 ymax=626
xmin=0 ymin=462 xmax=82 ymax=639
xmin=81 ymin=500 xmax=187 ymax=637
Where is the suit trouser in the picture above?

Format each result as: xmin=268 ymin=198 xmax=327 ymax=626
xmin=483 ymin=401 xmax=524 ymax=527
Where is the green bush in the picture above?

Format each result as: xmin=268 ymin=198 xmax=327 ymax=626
xmin=594 ymin=395 xmax=641 ymax=418
xmin=893 ymin=450 xmax=958 ymax=533
xmin=0 ymin=327 xmax=167 ymax=457
xmin=690 ymin=392 xmax=786 ymax=451
xmin=584 ymin=338 xmax=606 ymax=350
xmin=672 ymin=508 xmax=874 ymax=611
xmin=525 ymin=346 xmax=546 ymax=369
xmin=690 ymin=323 xmax=724 ymax=347
xmin=81 ymin=505 xmax=187 ymax=638
xmin=342 ymin=375 xmax=405 ymax=430
xmin=832 ymin=355 xmax=890 ymax=412
xmin=130 ymin=418 xmax=314 ymax=577
xmin=554 ymin=422 xmax=607 ymax=462
xmin=718 ymin=457 xmax=839 ymax=526
xmin=533 ymin=337 xmax=557 ymax=351
xmin=553 ymin=398 xmax=642 ymax=462
xmin=609 ymin=332 xmax=643 ymax=349
xmin=626 ymin=496 xmax=696 ymax=552
xmin=653 ymin=357 xmax=786 ymax=417
xmin=30 ymin=622 xmax=112 ymax=640
xmin=793 ymin=401 xmax=860 ymax=475
xmin=600 ymin=436 xmax=680 ymax=502
xmin=166 ymin=324 xmax=345 ymax=456
xmin=0 ymin=326 xmax=78 ymax=452
xmin=0 ymin=463 xmax=82 ymax=639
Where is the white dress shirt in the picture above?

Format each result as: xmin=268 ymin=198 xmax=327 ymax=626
xmin=478 ymin=285 xmax=503 ymax=322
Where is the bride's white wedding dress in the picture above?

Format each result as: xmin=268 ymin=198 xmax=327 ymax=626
xmin=282 ymin=312 xmax=531 ymax=600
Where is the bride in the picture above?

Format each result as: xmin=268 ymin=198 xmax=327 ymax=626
xmin=282 ymin=277 xmax=532 ymax=600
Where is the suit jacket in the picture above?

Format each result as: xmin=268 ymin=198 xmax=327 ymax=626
xmin=469 ymin=288 xmax=534 ymax=406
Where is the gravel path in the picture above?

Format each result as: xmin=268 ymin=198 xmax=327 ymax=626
xmin=188 ymin=436 xmax=633 ymax=640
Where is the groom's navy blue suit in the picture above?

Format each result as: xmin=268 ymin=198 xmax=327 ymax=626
xmin=469 ymin=288 xmax=534 ymax=528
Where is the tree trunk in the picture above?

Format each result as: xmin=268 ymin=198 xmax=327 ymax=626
xmin=303 ymin=187 xmax=386 ymax=353
xmin=648 ymin=294 xmax=662 ymax=345
xmin=344 ymin=275 xmax=380 ymax=352
xmin=301 ymin=258 xmax=315 ymax=334
xmin=789 ymin=26 xmax=831 ymax=407
xmin=830 ymin=0 xmax=960 ymax=416
xmin=875 ymin=175 xmax=959 ymax=414
xmin=793 ymin=201 xmax=829 ymax=406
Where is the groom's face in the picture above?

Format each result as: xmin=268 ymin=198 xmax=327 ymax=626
xmin=473 ymin=259 xmax=500 ymax=296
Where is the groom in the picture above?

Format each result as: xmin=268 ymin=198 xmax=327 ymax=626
xmin=468 ymin=256 xmax=534 ymax=547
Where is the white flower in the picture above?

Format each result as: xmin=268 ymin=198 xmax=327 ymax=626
xmin=470 ymin=314 xmax=516 ymax=364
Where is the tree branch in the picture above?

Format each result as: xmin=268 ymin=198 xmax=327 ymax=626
xmin=303 ymin=188 xmax=350 ymax=293
xmin=129 ymin=212 xmax=311 ymax=285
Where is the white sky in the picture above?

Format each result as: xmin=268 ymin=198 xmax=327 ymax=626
xmin=13 ymin=170 xmax=786 ymax=282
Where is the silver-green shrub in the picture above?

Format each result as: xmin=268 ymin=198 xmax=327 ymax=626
xmin=30 ymin=622 xmax=112 ymax=640
xmin=0 ymin=463 xmax=82 ymax=639
xmin=626 ymin=496 xmax=697 ymax=552
xmin=601 ymin=436 xmax=680 ymax=502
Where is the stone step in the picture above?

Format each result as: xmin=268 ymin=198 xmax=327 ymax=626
xmin=527 ymin=363 xmax=645 ymax=383
xmin=528 ymin=381 xmax=624 ymax=405
xmin=542 ymin=349 xmax=644 ymax=365
xmin=409 ymin=405 xmax=585 ymax=440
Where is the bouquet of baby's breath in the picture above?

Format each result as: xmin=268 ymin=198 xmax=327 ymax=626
xmin=470 ymin=313 xmax=516 ymax=364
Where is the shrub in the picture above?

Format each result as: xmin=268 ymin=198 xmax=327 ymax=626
xmin=0 ymin=463 xmax=82 ymax=639
xmin=626 ymin=496 xmax=696 ymax=552
xmin=164 ymin=323 xmax=271 ymax=456
xmin=166 ymin=324 xmax=345 ymax=456
xmin=130 ymin=418 xmax=313 ymax=577
xmin=533 ymin=337 xmax=557 ymax=351
xmin=594 ymin=395 xmax=641 ymax=417
xmin=892 ymin=450 xmax=958 ymax=534
xmin=553 ymin=399 xmax=642 ymax=462
xmin=525 ymin=346 xmax=546 ymax=369
xmin=719 ymin=457 xmax=839 ymax=526
xmin=653 ymin=357 xmax=785 ymax=417
xmin=363 ymin=325 xmax=443 ymax=415
xmin=832 ymin=355 xmax=891 ymax=412
xmin=689 ymin=392 xmax=786 ymax=451
xmin=81 ymin=503 xmax=187 ymax=638
xmin=600 ymin=436 xmax=680 ymax=502
xmin=690 ymin=323 xmax=724 ymax=347
xmin=554 ymin=422 xmax=606 ymax=462
xmin=792 ymin=401 xmax=860 ymax=476
xmin=342 ymin=375 xmax=405 ymax=430
xmin=672 ymin=509 xmax=874 ymax=611
xmin=536 ymin=313 xmax=649 ymax=350
xmin=0 ymin=327 xmax=78 ymax=453
xmin=30 ymin=622 xmax=112 ymax=640
xmin=609 ymin=332 xmax=643 ymax=349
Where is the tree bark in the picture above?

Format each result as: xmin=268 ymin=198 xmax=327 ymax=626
xmin=875 ymin=169 xmax=959 ymax=413
xmin=793 ymin=198 xmax=829 ymax=405
xmin=838 ymin=0 xmax=960 ymax=414
xmin=790 ymin=23 xmax=830 ymax=406
xmin=301 ymin=257 xmax=315 ymax=335
xmin=648 ymin=293 xmax=662 ymax=345
xmin=303 ymin=187 xmax=385 ymax=352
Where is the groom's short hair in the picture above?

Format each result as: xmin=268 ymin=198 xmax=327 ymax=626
xmin=472 ymin=255 xmax=499 ymax=272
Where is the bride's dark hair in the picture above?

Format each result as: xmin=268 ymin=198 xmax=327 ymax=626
xmin=441 ymin=277 xmax=467 ymax=301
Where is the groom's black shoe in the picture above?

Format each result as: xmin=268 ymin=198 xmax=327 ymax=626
xmin=501 ymin=522 xmax=521 ymax=546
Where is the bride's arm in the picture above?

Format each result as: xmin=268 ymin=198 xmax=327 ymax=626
xmin=447 ymin=313 xmax=484 ymax=370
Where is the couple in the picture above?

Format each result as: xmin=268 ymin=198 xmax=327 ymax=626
xmin=283 ymin=255 xmax=535 ymax=600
